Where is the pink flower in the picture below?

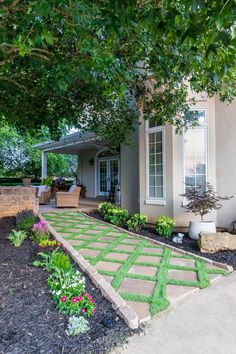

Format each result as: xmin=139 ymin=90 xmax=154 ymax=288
xmin=92 ymin=309 xmax=96 ymax=314
xmin=60 ymin=296 xmax=67 ymax=302
xmin=71 ymin=297 xmax=78 ymax=303
xmin=77 ymin=295 xmax=83 ymax=301
xmin=81 ymin=308 xmax=86 ymax=314
xmin=89 ymin=300 xmax=94 ymax=304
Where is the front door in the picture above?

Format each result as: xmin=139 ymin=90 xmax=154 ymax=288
xmin=98 ymin=158 xmax=119 ymax=196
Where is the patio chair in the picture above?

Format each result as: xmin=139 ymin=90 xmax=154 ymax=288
xmin=56 ymin=185 xmax=81 ymax=208
xmin=35 ymin=186 xmax=51 ymax=205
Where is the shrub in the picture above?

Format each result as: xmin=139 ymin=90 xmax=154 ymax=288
xmin=98 ymin=202 xmax=128 ymax=226
xmin=7 ymin=229 xmax=28 ymax=247
xmin=127 ymin=214 xmax=147 ymax=232
xmin=17 ymin=215 xmax=37 ymax=232
xmin=41 ymin=177 xmax=53 ymax=186
xmin=66 ymin=316 xmax=90 ymax=336
xmin=98 ymin=202 xmax=113 ymax=216
xmin=31 ymin=220 xmax=49 ymax=243
xmin=180 ymin=183 xmax=233 ymax=221
xmin=155 ymin=216 xmax=175 ymax=239
xmin=51 ymin=252 xmax=72 ymax=272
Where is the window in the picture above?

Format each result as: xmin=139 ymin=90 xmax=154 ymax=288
xmin=146 ymin=120 xmax=165 ymax=203
xmin=184 ymin=109 xmax=207 ymax=191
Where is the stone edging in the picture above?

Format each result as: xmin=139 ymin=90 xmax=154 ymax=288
xmin=38 ymin=213 xmax=139 ymax=329
xmin=80 ymin=212 xmax=234 ymax=273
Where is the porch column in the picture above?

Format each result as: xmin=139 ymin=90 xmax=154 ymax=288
xmin=41 ymin=151 xmax=47 ymax=179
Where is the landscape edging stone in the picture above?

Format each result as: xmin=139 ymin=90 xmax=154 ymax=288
xmin=39 ymin=213 xmax=139 ymax=329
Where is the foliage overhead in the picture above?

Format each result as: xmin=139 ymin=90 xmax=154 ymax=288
xmin=0 ymin=124 xmax=77 ymax=178
xmin=1 ymin=1 xmax=236 ymax=145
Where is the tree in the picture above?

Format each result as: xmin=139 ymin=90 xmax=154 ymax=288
xmin=0 ymin=124 xmax=77 ymax=178
xmin=1 ymin=1 xmax=236 ymax=145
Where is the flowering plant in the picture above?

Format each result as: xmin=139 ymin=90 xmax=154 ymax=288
xmin=47 ymin=269 xmax=95 ymax=317
xmin=31 ymin=220 xmax=49 ymax=243
xmin=38 ymin=239 xmax=63 ymax=253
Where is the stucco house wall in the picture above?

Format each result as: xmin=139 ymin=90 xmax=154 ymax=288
xmin=79 ymin=149 xmax=97 ymax=198
xmin=138 ymin=94 xmax=236 ymax=228
xmin=215 ymin=97 xmax=236 ymax=227
xmin=120 ymin=131 xmax=139 ymax=214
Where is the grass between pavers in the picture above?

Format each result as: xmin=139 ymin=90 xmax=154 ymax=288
xmin=43 ymin=212 xmax=228 ymax=317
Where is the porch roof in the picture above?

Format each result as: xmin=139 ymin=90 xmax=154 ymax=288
xmin=34 ymin=132 xmax=108 ymax=155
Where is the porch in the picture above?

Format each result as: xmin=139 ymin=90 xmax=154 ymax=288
xmin=39 ymin=198 xmax=101 ymax=214
xmin=34 ymin=132 xmax=121 ymax=205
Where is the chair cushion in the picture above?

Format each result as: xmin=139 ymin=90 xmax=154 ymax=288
xmin=68 ymin=184 xmax=77 ymax=193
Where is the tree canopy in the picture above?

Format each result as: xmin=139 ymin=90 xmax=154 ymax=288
xmin=0 ymin=124 xmax=78 ymax=178
xmin=1 ymin=1 xmax=236 ymax=145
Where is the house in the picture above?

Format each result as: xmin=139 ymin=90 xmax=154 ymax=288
xmin=35 ymin=92 xmax=236 ymax=228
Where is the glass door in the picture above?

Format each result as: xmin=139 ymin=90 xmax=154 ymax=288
xmin=98 ymin=158 xmax=119 ymax=196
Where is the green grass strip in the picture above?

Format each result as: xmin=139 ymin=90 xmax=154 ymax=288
xmin=195 ymin=259 xmax=210 ymax=288
xmin=111 ymin=240 xmax=147 ymax=290
xmin=119 ymin=292 xmax=151 ymax=303
xmin=149 ymin=248 xmax=171 ymax=316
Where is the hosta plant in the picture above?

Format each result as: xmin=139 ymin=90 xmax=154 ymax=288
xmin=155 ymin=216 xmax=175 ymax=239
xmin=127 ymin=214 xmax=147 ymax=232
xmin=7 ymin=229 xmax=28 ymax=247
xmin=66 ymin=316 xmax=90 ymax=336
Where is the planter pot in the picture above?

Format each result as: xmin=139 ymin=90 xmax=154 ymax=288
xmin=22 ymin=178 xmax=32 ymax=187
xmin=188 ymin=221 xmax=216 ymax=240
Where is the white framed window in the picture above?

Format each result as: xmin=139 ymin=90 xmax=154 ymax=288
xmin=184 ymin=109 xmax=208 ymax=192
xmin=146 ymin=120 xmax=166 ymax=205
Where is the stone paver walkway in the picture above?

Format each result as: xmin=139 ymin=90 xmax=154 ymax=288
xmin=43 ymin=212 xmax=228 ymax=324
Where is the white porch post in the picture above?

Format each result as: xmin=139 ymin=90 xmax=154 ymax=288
xmin=41 ymin=151 xmax=47 ymax=179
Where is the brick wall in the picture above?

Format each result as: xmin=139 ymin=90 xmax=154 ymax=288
xmin=0 ymin=187 xmax=39 ymax=218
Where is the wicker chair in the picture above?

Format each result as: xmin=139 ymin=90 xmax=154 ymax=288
xmin=36 ymin=186 xmax=51 ymax=205
xmin=56 ymin=186 xmax=81 ymax=208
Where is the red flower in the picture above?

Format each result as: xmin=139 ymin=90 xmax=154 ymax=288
xmin=81 ymin=308 xmax=86 ymax=314
xmin=71 ymin=297 xmax=78 ymax=303
xmin=60 ymin=296 xmax=67 ymax=302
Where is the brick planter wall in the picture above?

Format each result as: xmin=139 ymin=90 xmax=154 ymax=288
xmin=0 ymin=187 xmax=39 ymax=218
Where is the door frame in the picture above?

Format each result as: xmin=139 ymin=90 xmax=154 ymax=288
xmin=95 ymin=148 xmax=120 ymax=197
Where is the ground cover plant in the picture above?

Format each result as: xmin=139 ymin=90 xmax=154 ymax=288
xmin=0 ymin=216 xmax=134 ymax=354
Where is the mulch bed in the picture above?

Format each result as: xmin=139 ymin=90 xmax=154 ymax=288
xmin=88 ymin=212 xmax=236 ymax=270
xmin=0 ymin=217 xmax=136 ymax=354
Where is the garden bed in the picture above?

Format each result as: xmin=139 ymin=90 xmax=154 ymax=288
xmin=0 ymin=217 xmax=136 ymax=354
xmin=87 ymin=211 xmax=236 ymax=270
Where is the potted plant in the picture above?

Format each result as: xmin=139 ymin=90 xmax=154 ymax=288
xmin=181 ymin=183 xmax=232 ymax=240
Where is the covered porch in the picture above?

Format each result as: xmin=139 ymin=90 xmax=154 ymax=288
xmin=34 ymin=132 xmax=121 ymax=207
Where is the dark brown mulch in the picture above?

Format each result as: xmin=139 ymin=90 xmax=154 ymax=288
xmin=88 ymin=212 xmax=236 ymax=270
xmin=0 ymin=217 xmax=136 ymax=354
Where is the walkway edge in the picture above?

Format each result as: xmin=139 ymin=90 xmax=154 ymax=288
xmin=80 ymin=212 xmax=234 ymax=273
xmin=38 ymin=213 xmax=139 ymax=329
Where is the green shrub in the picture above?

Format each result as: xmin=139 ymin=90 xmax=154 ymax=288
xmin=104 ymin=207 xmax=128 ymax=226
xmin=41 ymin=177 xmax=53 ymax=186
xmin=127 ymin=213 xmax=147 ymax=232
xmin=7 ymin=229 xmax=28 ymax=247
xmin=98 ymin=202 xmax=113 ymax=216
xmin=155 ymin=216 xmax=175 ymax=238
xmin=17 ymin=215 xmax=37 ymax=231
xmin=51 ymin=252 xmax=72 ymax=272
xmin=66 ymin=316 xmax=90 ymax=336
